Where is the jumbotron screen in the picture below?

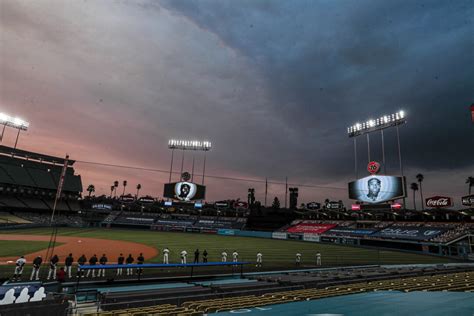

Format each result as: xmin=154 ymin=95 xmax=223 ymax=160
xmin=163 ymin=182 xmax=206 ymax=201
xmin=348 ymin=175 xmax=406 ymax=204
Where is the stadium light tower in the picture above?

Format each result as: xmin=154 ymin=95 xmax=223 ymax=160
xmin=0 ymin=112 xmax=30 ymax=149
xmin=347 ymin=110 xmax=406 ymax=177
xmin=167 ymin=139 xmax=212 ymax=184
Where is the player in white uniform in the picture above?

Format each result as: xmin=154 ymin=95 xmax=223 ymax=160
xmin=13 ymin=256 xmax=26 ymax=281
xmin=180 ymin=250 xmax=188 ymax=264
xmin=296 ymin=253 xmax=301 ymax=267
xmin=232 ymin=251 xmax=239 ymax=264
xmin=163 ymin=247 xmax=170 ymax=264
xmin=256 ymin=253 xmax=263 ymax=268
xmin=316 ymin=252 xmax=322 ymax=266
xmin=221 ymin=251 xmax=228 ymax=262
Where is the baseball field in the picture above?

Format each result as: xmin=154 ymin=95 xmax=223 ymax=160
xmin=0 ymin=227 xmax=455 ymax=279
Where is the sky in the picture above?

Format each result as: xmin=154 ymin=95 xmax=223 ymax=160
xmin=0 ymin=0 xmax=473 ymax=208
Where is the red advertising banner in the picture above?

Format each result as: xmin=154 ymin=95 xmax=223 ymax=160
xmin=287 ymin=223 xmax=337 ymax=234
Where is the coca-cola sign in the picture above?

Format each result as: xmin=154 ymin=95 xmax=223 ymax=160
xmin=425 ymin=196 xmax=453 ymax=208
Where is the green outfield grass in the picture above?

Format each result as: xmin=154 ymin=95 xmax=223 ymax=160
xmin=0 ymin=227 xmax=454 ymax=269
xmin=0 ymin=240 xmax=55 ymax=258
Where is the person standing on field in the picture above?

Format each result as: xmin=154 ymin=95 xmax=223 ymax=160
xmin=98 ymin=254 xmax=108 ymax=277
xmin=30 ymin=255 xmax=42 ymax=281
xmin=13 ymin=256 xmax=26 ymax=281
xmin=194 ymin=249 xmax=200 ymax=264
xmin=163 ymin=247 xmax=170 ymax=264
xmin=232 ymin=250 xmax=239 ymax=264
xmin=47 ymin=254 xmax=59 ymax=280
xmin=221 ymin=251 xmax=228 ymax=262
xmin=137 ymin=253 xmax=145 ymax=275
xmin=65 ymin=253 xmax=74 ymax=278
xmin=296 ymin=253 xmax=301 ymax=267
xmin=316 ymin=252 xmax=322 ymax=266
xmin=117 ymin=253 xmax=125 ymax=276
xmin=86 ymin=254 xmax=98 ymax=278
xmin=256 ymin=252 xmax=263 ymax=268
xmin=77 ymin=254 xmax=87 ymax=278
xmin=203 ymin=250 xmax=208 ymax=263
xmin=180 ymin=250 xmax=188 ymax=264
xmin=126 ymin=254 xmax=134 ymax=275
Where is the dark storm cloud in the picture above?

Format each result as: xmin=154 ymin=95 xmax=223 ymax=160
xmin=1 ymin=0 xmax=472 ymax=204
xmin=161 ymin=0 xmax=474 ymax=180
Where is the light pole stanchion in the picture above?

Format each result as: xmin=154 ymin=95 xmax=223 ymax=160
xmin=381 ymin=129 xmax=386 ymax=174
xmin=366 ymin=133 xmax=371 ymax=163
xmin=13 ymin=129 xmax=21 ymax=150
xmin=180 ymin=149 xmax=185 ymax=177
xmin=202 ymin=152 xmax=207 ymax=185
xmin=396 ymin=125 xmax=406 ymax=208
xmin=168 ymin=149 xmax=174 ymax=183
xmin=354 ymin=137 xmax=358 ymax=179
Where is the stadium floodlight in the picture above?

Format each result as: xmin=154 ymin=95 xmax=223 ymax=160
xmin=347 ymin=111 xmax=406 ymax=138
xmin=168 ymin=139 xmax=212 ymax=151
xmin=0 ymin=112 xmax=30 ymax=131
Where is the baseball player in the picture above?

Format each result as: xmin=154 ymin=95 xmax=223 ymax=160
xmin=30 ymin=255 xmax=42 ymax=281
xmin=117 ymin=253 xmax=125 ymax=276
xmin=137 ymin=253 xmax=144 ymax=275
xmin=126 ymin=254 xmax=134 ymax=275
xmin=256 ymin=252 xmax=263 ymax=268
xmin=194 ymin=249 xmax=200 ymax=264
xmin=180 ymin=250 xmax=188 ymax=264
xmin=221 ymin=251 xmax=228 ymax=262
xmin=232 ymin=250 xmax=239 ymax=264
xmin=47 ymin=254 xmax=59 ymax=280
xmin=163 ymin=247 xmax=170 ymax=264
xmin=98 ymin=254 xmax=107 ymax=277
xmin=316 ymin=252 xmax=322 ymax=266
xmin=77 ymin=254 xmax=87 ymax=278
xmin=86 ymin=254 xmax=98 ymax=278
xmin=65 ymin=253 xmax=74 ymax=278
xmin=296 ymin=253 xmax=301 ymax=267
xmin=203 ymin=250 xmax=208 ymax=263
xmin=13 ymin=256 xmax=26 ymax=281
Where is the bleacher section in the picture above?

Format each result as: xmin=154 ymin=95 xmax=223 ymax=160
xmin=85 ymin=265 xmax=474 ymax=315
xmin=0 ymin=146 xmax=82 ymax=213
xmin=107 ymin=213 xmax=248 ymax=232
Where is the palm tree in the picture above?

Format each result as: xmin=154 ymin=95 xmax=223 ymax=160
xmin=122 ymin=180 xmax=127 ymax=197
xmin=110 ymin=185 xmax=115 ymax=198
xmin=466 ymin=177 xmax=474 ymax=195
xmin=113 ymin=181 xmax=119 ymax=198
xmin=136 ymin=184 xmax=142 ymax=199
xmin=416 ymin=174 xmax=424 ymax=210
xmin=86 ymin=184 xmax=95 ymax=197
xmin=410 ymin=182 xmax=419 ymax=210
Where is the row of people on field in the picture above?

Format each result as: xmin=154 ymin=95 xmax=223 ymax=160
xmin=12 ymin=251 xmax=322 ymax=281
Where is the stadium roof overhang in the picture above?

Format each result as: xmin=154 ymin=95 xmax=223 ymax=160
xmin=0 ymin=145 xmax=75 ymax=166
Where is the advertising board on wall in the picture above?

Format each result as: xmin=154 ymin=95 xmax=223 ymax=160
xmin=287 ymin=223 xmax=337 ymax=234
xmin=425 ymin=196 xmax=453 ymax=208
xmin=163 ymin=182 xmax=206 ymax=201
xmin=462 ymin=195 xmax=474 ymax=206
xmin=325 ymin=228 xmax=377 ymax=236
xmin=348 ymin=175 xmax=406 ymax=204
xmin=272 ymin=232 xmax=288 ymax=240
xmin=372 ymin=226 xmax=447 ymax=241
xmin=303 ymin=234 xmax=320 ymax=242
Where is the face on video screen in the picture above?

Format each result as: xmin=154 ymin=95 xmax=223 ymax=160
xmin=174 ymin=182 xmax=197 ymax=201
xmin=349 ymin=175 xmax=405 ymax=204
